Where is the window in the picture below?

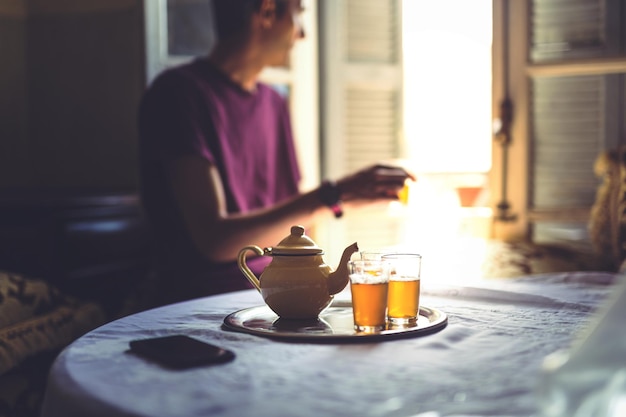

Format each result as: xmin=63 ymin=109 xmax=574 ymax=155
xmin=318 ymin=0 xmax=493 ymax=273
xmin=404 ymin=0 xmax=492 ymax=174
xmin=496 ymin=0 xmax=626 ymax=251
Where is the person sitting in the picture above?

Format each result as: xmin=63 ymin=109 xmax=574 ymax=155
xmin=137 ymin=0 xmax=413 ymax=307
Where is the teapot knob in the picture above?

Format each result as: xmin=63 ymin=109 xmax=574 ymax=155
xmin=291 ymin=225 xmax=305 ymax=236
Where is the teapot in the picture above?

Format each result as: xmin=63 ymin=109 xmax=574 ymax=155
xmin=237 ymin=225 xmax=358 ymax=319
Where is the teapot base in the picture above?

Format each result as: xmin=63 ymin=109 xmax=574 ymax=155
xmin=263 ymin=293 xmax=333 ymax=320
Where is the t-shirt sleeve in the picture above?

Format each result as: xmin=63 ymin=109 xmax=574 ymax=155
xmin=138 ymin=71 xmax=216 ymax=165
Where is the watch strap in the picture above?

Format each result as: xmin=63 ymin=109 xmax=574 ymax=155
xmin=319 ymin=180 xmax=343 ymax=218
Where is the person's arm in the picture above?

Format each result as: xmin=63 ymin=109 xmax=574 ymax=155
xmin=167 ymin=155 xmax=413 ymax=263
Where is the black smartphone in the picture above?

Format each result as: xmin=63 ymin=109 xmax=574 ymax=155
xmin=128 ymin=335 xmax=235 ymax=369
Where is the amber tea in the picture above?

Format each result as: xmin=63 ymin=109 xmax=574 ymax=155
xmin=382 ymin=253 xmax=422 ymax=325
xmin=387 ymin=278 xmax=420 ymax=324
xmin=348 ymin=260 xmax=390 ymax=332
xmin=350 ymin=282 xmax=389 ymax=330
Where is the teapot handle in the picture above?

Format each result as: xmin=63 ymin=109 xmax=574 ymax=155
xmin=237 ymin=245 xmax=265 ymax=292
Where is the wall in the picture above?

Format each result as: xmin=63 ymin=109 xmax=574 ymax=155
xmin=0 ymin=0 xmax=145 ymax=191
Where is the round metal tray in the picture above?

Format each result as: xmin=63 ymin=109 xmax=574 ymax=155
xmin=222 ymin=300 xmax=447 ymax=342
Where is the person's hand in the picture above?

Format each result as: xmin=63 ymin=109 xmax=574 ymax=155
xmin=336 ymin=164 xmax=416 ymax=203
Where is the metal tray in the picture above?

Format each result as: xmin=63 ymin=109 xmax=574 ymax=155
xmin=222 ymin=300 xmax=447 ymax=342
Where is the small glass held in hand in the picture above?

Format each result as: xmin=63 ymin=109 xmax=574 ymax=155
xmin=382 ymin=253 xmax=422 ymax=326
xmin=348 ymin=260 xmax=390 ymax=333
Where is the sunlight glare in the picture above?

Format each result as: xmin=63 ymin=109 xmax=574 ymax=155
xmin=403 ymin=0 xmax=492 ymax=173
xmin=400 ymin=0 xmax=493 ymax=284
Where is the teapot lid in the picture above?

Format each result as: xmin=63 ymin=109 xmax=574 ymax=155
xmin=271 ymin=225 xmax=323 ymax=256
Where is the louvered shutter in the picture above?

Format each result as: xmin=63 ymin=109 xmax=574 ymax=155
xmin=531 ymin=75 xmax=605 ymax=209
xmin=318 ymin=0 xmax=404 ymax=261
xmin=525 ymin=0 xmax=625 ymax=248
xmin=345 ymin=90 xmax=400 ymax=172
xmin=530 ymin=75 xmax=611 ymax=247
xmin=530 ymin=0 xmax=617 ymax=62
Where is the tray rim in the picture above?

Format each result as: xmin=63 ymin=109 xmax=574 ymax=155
xmin=222 ymin=300 xmax=447 ymax=343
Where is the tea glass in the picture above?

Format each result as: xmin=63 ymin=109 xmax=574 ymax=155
xmin=360 ymin=249 xmax=399 ymax=261
xmin=348 ymin=260 xmax=390 ymax=333
xmin=381 ymin=253 xmax=422 ymax=326
xmin=360 ymin=251 xmax=384 ymax=261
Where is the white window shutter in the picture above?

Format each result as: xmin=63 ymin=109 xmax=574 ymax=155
xmin=530 ymin=0 xmax=613 ymax=62
xmin=318 ymin=0 xmax=404 ymax=263
xmin=531 ymin=75 xmax=606 ymax=209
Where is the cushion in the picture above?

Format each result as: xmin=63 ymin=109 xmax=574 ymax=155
xmin=589 ymin=146 xmax=626 ymax=271
xmin=0 ymin=303 xmax=105 ymax=375
xmin=0 ymin=271 xmax=105 ymax=376
xmin=0 ymin=271 xmax=72 ymax=329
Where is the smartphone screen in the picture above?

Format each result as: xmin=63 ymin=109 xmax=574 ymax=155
xmin=129 ymin=335 xmax=235 ymax=369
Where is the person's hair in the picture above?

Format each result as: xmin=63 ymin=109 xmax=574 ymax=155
xmin=212 ymin=0 xmax=289 ymax=41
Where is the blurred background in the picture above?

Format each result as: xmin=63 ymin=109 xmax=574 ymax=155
xmin=1 ymin=0 xmax=624 ymax=296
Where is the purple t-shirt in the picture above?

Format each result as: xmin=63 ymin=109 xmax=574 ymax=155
xmin=138 ymin=58 xmax=301 ymax=305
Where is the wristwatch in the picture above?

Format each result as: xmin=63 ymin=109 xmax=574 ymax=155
xmin=319 ymin=180 xmax=343 ymax=218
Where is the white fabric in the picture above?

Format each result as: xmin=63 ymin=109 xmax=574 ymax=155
xmin=41 ymin=272 xmax=619 ymax=417
xmin=537 ymin=274 xmax=626 ymax=417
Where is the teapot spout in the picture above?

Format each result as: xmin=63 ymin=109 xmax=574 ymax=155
xmin=327 ymin=242 xmax=359 ymax=295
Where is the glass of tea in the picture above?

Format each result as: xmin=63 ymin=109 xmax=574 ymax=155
xmin=359 ymin=251 xmax=385 ymax=261
xmin=381 ymin=253 xmax=422 ymax=326
xmin=348 ymin=259 xmax=391 ymax=333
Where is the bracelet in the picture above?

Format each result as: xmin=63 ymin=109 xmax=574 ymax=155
xmin=319 ymin=180 xmax=343 ymax=218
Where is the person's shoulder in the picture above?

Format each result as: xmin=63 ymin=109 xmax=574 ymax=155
xmin=256 ymin=82 xmax=288 ymax=106
xmin=148 ymin=59 xmax=205 ymax=93
xmin=140 ymin=60 xmax=207 ymax=114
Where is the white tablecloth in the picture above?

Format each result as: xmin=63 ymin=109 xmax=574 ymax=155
xmin=41 ymin=272 xmax=619 ymax=417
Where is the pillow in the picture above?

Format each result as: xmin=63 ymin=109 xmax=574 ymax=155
xmin=589 ymin=147 xmax=626 ymax=271
xmin=0 ymin=271 xmax=72 ymax=329
xmin=0 ymin=271 xmax=106 ymax=375
xmin=0 ymin=303 xmax=105 ymax=375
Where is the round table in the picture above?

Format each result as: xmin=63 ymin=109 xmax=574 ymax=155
xmin=41 ymin=272 xmax=616 ymax=417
